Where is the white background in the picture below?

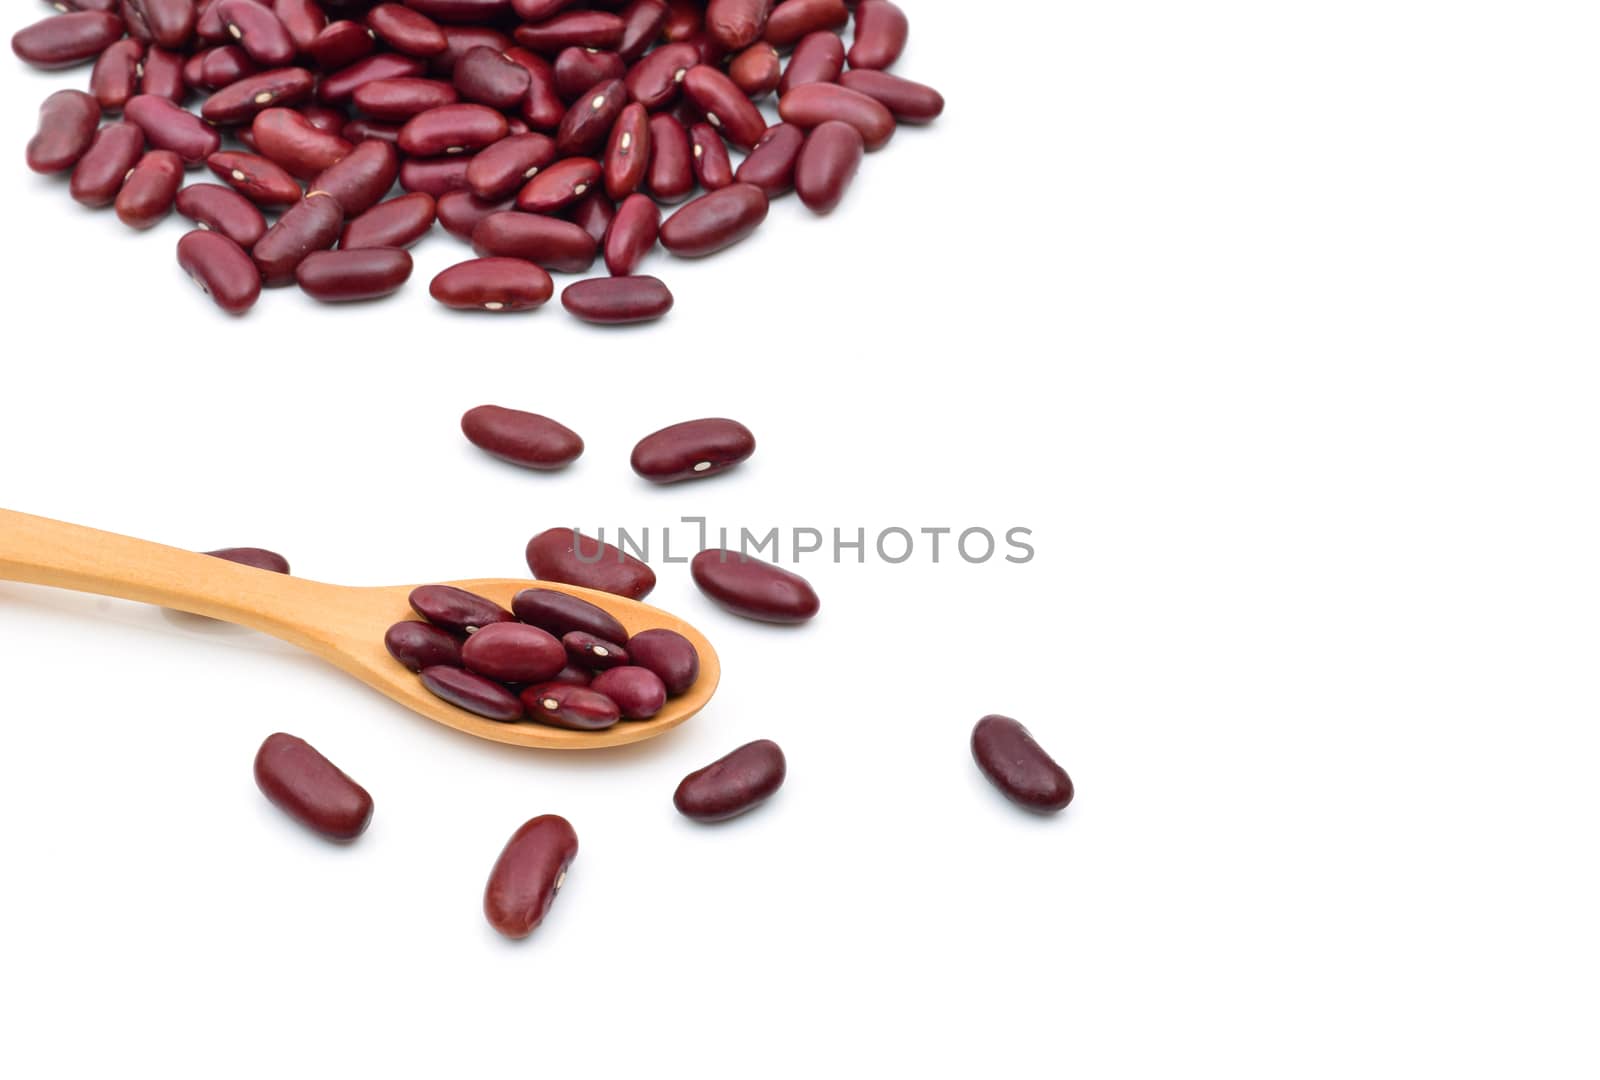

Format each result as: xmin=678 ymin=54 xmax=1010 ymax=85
xmin=2 ymin=2 xmax=1598 ymax=1076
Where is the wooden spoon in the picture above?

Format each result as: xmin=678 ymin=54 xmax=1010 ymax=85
xmin=0 ymin=509 xmax=718 ymax=750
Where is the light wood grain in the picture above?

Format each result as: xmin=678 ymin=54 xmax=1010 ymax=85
xmin=0 ymin=508 xmax=719 ymax=749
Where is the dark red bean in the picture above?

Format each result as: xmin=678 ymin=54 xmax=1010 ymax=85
xmin=254 ymin=733 xmax=374 ymax=842
xmin=483 ymin=815 xmax=578 ymax=939
xmin=385 ymin=620 xmax=462 ymax=672
xmin=91 ymin=38 xmax=145 ymax=111
xmin=728 ymin=42 xmax=780 ymax=99
xmin=125 ymin=94 xmax=223 ymax=164
xmin=569 ymin=189 xmax=614 ymax=245
xmin=513 ymin=156 xmax=602 ymax=214
xmin=308 ymin=20 xmax=376 ymax=71
xmin=562 ymin=275 xmax=673 ymax=324
xmin=663 ymin=0 xmax=702 ymax=41
xmin=274 ymin=0 xmax=326 ymax=53
xmin=589 ymin=666 xmax=666 ymax=720
xmin=552 ymin=78 xmax=626 ymax=157
xmin=600 ymin=102 xmax=650 ymax=200
xmin=733 ymin=121 xmax=802 ymax=195
xmin=682 ymin=64 xmax=766 ymax=150
xmin=70 ymin=121 xmax=145 ymax=207
xmin=513 ymin=11 xmax=625 ymax=54
xmin=12 ymin=12 xmax=125 ymax=69
xmin=296 ymin=247 xmax=413 ymax=301
xmin=399 ymin=103 xmax=508 ymax=156
xmin=115 ymin=148 xmax=184 ymax=228
xmin=971 ymin=715 xmax=1075 ymax=814
xmin=27 ymin=90 xmax=102 ymax=175
xmin=659 ymin=182 xmax=768 ymax=256
xmin=353 ymin=76 xmax=460 ymax=120
xmin=777 ymin=29 xmax=842 ymax=96
xmin=201 ymin=67 xmax=316 ymax=125
xmin=764 ymin=0 xmax=845 ymax=47
xmin=430 ymin=25 xmax=512 ymax=76
xmin=504 ymin=47 xmax=563 ymax=129
xmin=208 ymin=150 xmax=302 ymax=206
xmin=204 ymin=546 xmax=290 ymax=573
xmin=406 ymin=0 xmax=515 ymax=24
xmin=436 ymin=188 xmax=512 ymax=239
xmin=343 ymin=117 xmax=405 ymax=144
xmin=341 ymin=191 xmax=436 ymax=248
xmin=466 ymin=132 xmax=556 ymax=199
xmin=399 ymin=154 xmax=473 ymax=195
xmin=454 ymin=45 xmax=532 ymax=109
xmin=705 ymin=0 xmax=770 ymax=51
xmin=365 ymin=2 xmax=448 ymax=57
xmin=511 ymin=588 xmax=627 ymax=643
xmin=409 ymin=583 xmax=514 ymax=634
xmin=124 ymin=0 xmax=197 ymax=49
xmin=838 ymin=69 xmax=944 ymax=123
xmin=218 ymin=0 xmax=296 ymax=66
xmin=624 ymin=40 xmax=696 ymax=111
xmin=603 ymin=192 xmax=659 ymax=275
xmin=472 ymin=211 xmax=596 ymax=273
xmin=461 ymin=406 xmax=584 ymax=469
xmin=176 ymin=229 xmax=261 ymax=314
xmin=778 ymin=82 xmax=894 ymax=150
xmin=184 ymin=44 xmax=258 ymax=89
xmin=688 ymin=123 xmax=733 ymax=189
xmin=645 ymin=113 xmax=692 ymax=203
xmin=430 ymin=257 xmax=553 ymax=311
xmin=690 ymin=548 xmax=818 ymax=623
xmin=547 ymin=663 xmax=592 ymax=687
xmin=848 ymin=0 xmax=907 ymax=70
xmin=631 ymin=417 xmax=755 ymax=483
xmin=253 ymin=106 xmax=353 ymax=178
xmin=196 ymin=0 xmax=226 ymax=42
xmin=519 ymin=683 xmax=621 ymax=730
xmin=420 ymin=665 xmax=525 ymax=722
xmin=176 ymin=182 xmax=268 ymax=247
xmin=461 ymin=622 xmax=567 ymax=683
xmin=252 ymin=190 xmax=344 ymax=285
xmin=511 ymin=0 xmax=577 ymax=20
xmin=617 ymin=0 xmax=668 ymax=62
xmin=311 ymin=139 xmax=399 ymax=215
xmin=674 ymin=740 xmax=786 ymax=822
xmin=625 ymin=628 xmax=699 ymax=695
xmin=140 ymin=44 xmax=187 ymax=99
xmin=551 ymin=46 xmax=625 ymax=101
xmin=795 ymin=118 xmax=861 ymax=213
xmin=561 ymin=631 xmax=629 ymax=671
xmin=302 ymin=106 xmax=346 ymax=134
xmin=317 ymin=52 xmax=427 ymax=105
xmin=526 ymin=528 xmax=656 ymax=600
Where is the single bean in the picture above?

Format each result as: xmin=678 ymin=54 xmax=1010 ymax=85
xmin=201 ymin=67 xmax=317 ymax=125
xmin=674 ymin=739 xmax=786 ymax=822
xmin=115 ymin=148 xmax=184 ymax=228
xmin=217 ymin=0 xmax=296 ymax=65
xmin=600 ymin=102 xmax=651 ymax=201
xmin=90 ymin=38 xmax=145 ymax=111
xmin=682 ymin=64 xmax=766 ymax=150
xmin=519 ymin=683 xmax=621 ymax=731
xmin=124 ymin=0 xmax=197 ymax=49
xmin=436 ymin=189 xmax=512 ymax=239
xmin=728 ymin=43 xmax=781 ymax=100
xmin=971 ymin=715 xmax=1075 ymax=813
xmin=343 ymin=117 xmax=405 ymax=144
xmin=631 ymin=418 xmax=755 ymax=484
xmin=140 ymin=44 xmax=188 ymax=99
xmin=296 ymin=247 xmax=413 ymax=301
xmin=125 ymin=94 xmax=223 ymax=165
xmin=454 ymin=45 xmax=532 ymax=109
xmin=561 ymin=631 xmax=629 ymax=671
xmin=27 ymin=90 xmax=102 ymax=175
xmin=663 ymin=0 xmax=702 ymax=41
xmin=399 ymin=154 xmax=474 ymax=195
xmin=341 ymin=191 xmax=436 ymax=248
xmin=777 ymin=30 xmax=842 ymax=96
xmin=461 ymin=622 xmax=567 ymax=683
xmin=483 ymin=815 xmax=578 ymax=939
xmin=308 ymin=20 xmax=377 ymax=71
xmin=471 ymin=211 xmax=596 ymax=273
xmin=399 ymin=103 xmax=509 ymax=157
xmin=795 ymin=119 xmax=862 ymax=214
xmin=734 ymin=122 xmax=803 ymax=196
xmin=408 ymin=584 xmax=514 ymax=635
xmin=511 ymin=589 xmax=627 ymax=643
xmin=205 ymin=546 xmax=289 ymax=573
xmin=778 ymin=82 xmax=895 ymax=150
xmin=317 ymin=52 xmax=427 ymax=105
xmin=353 ymin=76 xmax=460 ymax=120
xmin=625 ymin=629 xmax=699 ymax=695
xmin=12 ymin=12 xmax=125 ymax=69
xmin=253 ymin=107 xmax=353 ymax=178
xmin=513 ymin=11 xmax=625 ymax=55
xmin=551 ymin=46 xmax=625 ymax=102
xmin=645 ymin=113 xmax=693 ymax=203
xmin=365 ymin=2 xmax=448 ymax=57
xmin=503 ymin=47 xmax=564 ymax=129
xmin=552 ymin=78 xmax=626 ymax=158
xmin=603 ymin=193 xmax=659 ymax=275
xmin=70 ymin=121 xmax=146 ymax=207
xmin=176 ymin=229 xmax=262 ymax=314
xmin=848 ymin=0 xmax=907 ymax=70
xmin=659 ymin=183 xmax=768 ymax=257
xmin=208 ymin=150 xmax=304 ymax=205
xmin=764 ymin=0 xmax=846 ymax=47
xmin=526 ymin=528 xmax=656 ymax=600
xmin=430 ymin=257 xmax=554 ymax=311
xmin=252 ymin=191 xmax=344 ymax=284
xmin=461 ymin=406 xmax=584 ymax=470
xmin=689 ymin=123 xmax=734 ymax=189
xmin=570 ymin=189 xmax=615 ymax=246
xmin=513 ymin=157 xmax=602 ymax=214
xmin=406 ymin=0 xmax=516 ymax=23
xmin=184 ymin=44 xmax=258 ymax=90
xmin=562 ymin=276 xmax=673 ymax=324
xmin=176 ymin=183 xmax=269 ymax=247
xmin=705 ymin=0 xmax=771 ymax=51
xmin=838 ymin=69 xmax=944 ymax=123
xmin=464 ymin=133 xmax=555 ymax=200
xmin=617 ymin=0 xmax=668 ymax=62
xmin=254 ymin=733 xmax=374 ymax=842
xmin=274 ymin=0 xmax=326 ymax=53
xmin=302 ymin=106 xmax=347 ymax=135
xmin=311 ymin=139 xmax=400 ymax=215
xmin=420 ymin=665 xmax=525 ymax=722
xmin=590 ymin=666 xmax=666 ymax=720
xmin=196 ymin=0 xmax=227 ymax=41
xmin=385 ymin=620 xmax=463 ymax=672
xmin=625 ymin=41 xmax=697 ymax=111
xmin=690 ymin=548 xmax=818 ymax=623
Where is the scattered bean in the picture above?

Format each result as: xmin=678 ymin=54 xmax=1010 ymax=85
xmin=690 ymin=548 xmax=819 ymax=623
xmin=254 ymin=733 xmax=374 ymax=841
xmin=970 ymin=715 xmax=1075 ymax=813
xmin=483 ymin=815 xmax=578 ymax=939
xmin=674 ymin=739 xmax=786 ymax=822
xmin=462 ymin=406 xmax=585 ymax=470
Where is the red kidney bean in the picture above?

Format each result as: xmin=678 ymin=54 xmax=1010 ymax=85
xmin=513 ymin=11 xmax=624 ymax=54
xmin=764 ymin=0 xmax=844 ymax=47
xmin=526 ymin=528 xmax=656 ymax=600
xmin=436 ymin=188 xmax=511 ymax=238
xmin=365 ymin=2 xmax=448 ymax=56
xmin=562 ymin=275 xmax=673 ymax=324
xmin=617 ymin=0 xmax=668 ymax=62
xmin=794 ymin=118 xmax=861 ymax=213
xmin=971 ymin=715 xmax=1075 ymax=813
xmin=409 ymin=583 xmax=514 ymax=634
xmin=512 ymin=0 xmax=579 ymax=19
xmin=519 ymin=683 xmax=621 ymax=730
xmin=255 ymin=733 xmax=374 ymax=842
xmin=343 ymin=117 xmax=405 ymax=144
xmin=483 ymin=815 xmax=578 ymax=939
xmin=406 ymin=0 xmax=515 ymax=23
xmin=588 ymin=666 xmax=666 ymax=720
xmin=70 ymin=121 xmax=145 ymax=206
xmin=778 ymin=81 xmax=894 ymax=150
xmin=550 ymin=663 xmax=592 ymax=685
xmin=124 ymin=0 xmax=196 ymax=49
xmin=663 ymin=0 xmax=701 ymax=41
xmin=301 ymin=106 xmax=346 ymax=134
xmin=555 ymin=78 xmax=626 ymax=157
xmin=252 ymin=190 xmax=343 ymax=284
xmin=208 ymin=150 xmax=302 ymax=205
xmin=631 ymin=417 xmax=755 ymax=483
xmin=176 ymin=229 xmax=261 ymax=314
xmin=562 ymin=630 xmax=629 ymax=670
xmin=705 ymin=0 xmax=770 ymax=51
xmin=399 ymin=153 xmax=473 ymax=194
xmin=115 ymin=148 xmax=184 ymax=228
xmin=472 ymin=211 xmax=596 ymax=272
xmin=682 ymin=64 xmax=765 ymax=150
xmin=341 ymin=191 xmax=435 ymax=248
xmin=777 ymin=29 xmax=841 ymax=95
xmin=551 ymin=46 xmax=625 ymax=101
xmin=50 ymin=0 xmax=123 ymax=11
xmin=12 ymin=12 xmax=125 ymax=69
xmin=399 ymin=103 xmax=508 ymax=156
xmin=569 ymin=188 xmax=614 ymax=245
xmin=430 ymin=257 xmax=553 ymax=311
xmin=600 ymin=101 xmax=650 ymax=199
xmin=125 ymin=94 xmax=223 ymax=164
xmin=624 ymin=40 xmax=696 ymax=110
xmin=603 ymin=192 xmax=659 ymax=275
xmin=196 ymin=0 xmax=226 ymax=42
xmin=353 ymin=76 xmax=460 ymax=120
xmin=674 ymin=739 xmax=786 ymax=822
xmin=177 ymin=182 xmax=268 ymax=246
xmin=201 ymin=67 xmax=316 ymax=125
xmin=91 ymin=38 xmax=145 ymax=111
xmin=625 ymin=628 xmax=699 ymax=695
xmin=461 ymin=622 xmax=567 ymax=683
xmin=385 ymin=620 xmax=462 ymax=672
xmin=273 ymin=0 xmax=326 ymax=53
xmin=27 ymin=90 xmax=102 ymax=174
xmin=645 ymin=113 xmax=692 ymax=202
xmin=307 ymin=19 xmax=374 ymax=70
xmin=253 ymin=107 xmax=353 ymax=178
xmin=728 ymin=42 xmax=780 ymax=99
xmin=688 ymin=122 xmax=733 ymax=189
xmin=465 ymin=132 xmax=555 ymax=199
xmin=837 ymin=69 xmax=943 ymax=123
xmin=514 ymin=156 xmax=601 ymax=213
xmin=733 ymin=121 xmax=801 ymax=195
xmin=430 ymin=25 xmax=512 ymax=76
xmin=317 ymin=52 xmax=427 ymax=105
xmin=140 ymin=44 xmax=187 ymax=99
xmin=217 ymin=0 xmax=295 ymax=65
xmin=848 ymin=0 xmax=906 ymax=70
xmin=184 ymin=44 xmax=257 ymax=89
xmin=310 ymin=139 xmax=399 ymax=215
xmin=454 ymin=45 xmax=531 ymax=109
xmin=204 ymin=546 xmax=290 ymax=572
xmin=461 ymin=406 xmax=584 ymax=470
xmin=690 ymin=548 xmax=818 ymax=623
xmin=511 ymin=588 xmax=626 ymax=643
xmin=504 ymin=46 xmax=563 ymax=129
xmin=420 ymin=665 xmax=525 ymax=721
xmin=296 ymin=247 xmax=413 ymax=301
xmin=659 ymin=182 xmax=767 ymax=256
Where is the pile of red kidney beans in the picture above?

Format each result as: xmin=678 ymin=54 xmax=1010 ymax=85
xmin=15 ymin=0 xmax=944 ymax=321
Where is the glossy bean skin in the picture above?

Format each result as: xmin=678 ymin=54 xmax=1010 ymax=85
xmin=472 ymin=211 xmax=596 ymax=273
xmin=631 ymin=418 xmax=755 ymax=483
xmin=663 ymin=0 xmax=702 ymax=41
xmin=274 ymin=0 xmax=326 ymax=52
xmin=682 ymin=64 xmax=766 ymax=150
xmin=561 ymin=631 xmax=629 ymax=671
xmin=317 ymin=52 xmax=427 ymax=105
xmin=513 ymin=157 xmax=602 ymax=214
xmin=625 ymin=628 xmax=699 ymax=695
xmin=217 ymin=0 xmax=297 ymax=66
xmin=971 ymin=715 xmax=1075 ymax=813
xmin=304 ymin=106 xmax=351 ymax=135
xmin=690 ymin=548 xmax=818 ymax=623
xmin=461 ymin=622 xmax=567 ymax=683
xmin=617 ymin=0 xmax=668 ymax=62
xmin=562 ymin=276 xmax=673 ymax=324
xmin=431 ymin=26 xmax=513 ymax=75
xmin=603 ymin=192 xmax=659 ymax=275
xmin=510 ymin=589 xmax=626 ymax=644
xmin=308 ymin=19 xmax=374 ymax=70
xmin=252 ymin=191 xmax=344 ymax=284
xmin=353 ymin=76 xmax=460 ymax=120
xmin=385 ymin=620 xmax=462 ymax=671
xmin=728 ymin=43 xmax=781 ymax=100
xmin=296 ymin=247 xmax=413 ymax=301
xmin=526 ymin=528 xmax=656 ymax=600
xmin=462 ymin=406 xmax=584 ymax=470
xmin=552 ymin=78 xmax=625 ymax=158
xmin=674 ymin=739 xmax=786 ymax=822
xmin=705 ymin=0 xmax=770 ymax=51
xmin=430 ymin=257 xmax=554 ymax=311
xmin=140 ymin=44 xmax=187 ymax=99
xmin=436 ymin=189 xmax=511 ymax=239
xmin=645 ymin=113 xmax=692 ymax=203
xmin=513 ymin=11 xmax=625 ymax=55
xmin=777 ymin=29 xmax=842 ymax=96
xmin=342 ymin=117 xmax=403 ymax=142
xmin=176 ymin=182 xmax=268 ymax=247
xmin=408 ymin=584 xmax=513 ymax=635
xmin=176 ymin=229 xmax=261 ymax=314
xmin=483 ymin=815 xmax=578 ymax=940
xmin=115 ymin=148 xmax=184 ymax=228
xmin=734 ymin=122 xmax=802 ymax=196
xmin=794 ymin=118 xmax=861 ymax=213
xmin=70 ymin=122 xmax=146 ymax=207
xmin=848 ymin=0 xmax=907 ymax=70
xmin=624 ymin=41 xmax=697 ymax=111
xmin=511 ymin=0 xmax=579 ymax=20
xmin=519 ymin=683 xmax=621 ymax=731
xmin=399 ymin=103 xmax=509 ymax=157
xmin=838 ymin=69 xmax=944 ymax=123
xmin=569 ymin=189 xmax=614 ymax=246
xmin=204 ymin=546 xmax=290 ymax=572
xmin=764 ymin=0 xmax=845 ymax=47
xmin=454 ymin=45 xmax=532 ymax=109
xmin=208 ymin=149 xmax=303 ymax=205
xmin=254 ymin=733 xmax=374 ymax=842
xmin=91 ymin=38 xmax=145 ymax=111
xmin=123 ymin=0 xmax=197 ymax=48
xmin=552 ymin=47 xmax=625 ymax=102
xmin=27 ymin=90 xmax=102 ymax=174
xmin=253 ymin=107 xmax=353 ymax=178
xmin=125 ymin=95 xmax=223 ymax=164
xmin=201 ymin=67 xmax=317 ymax=125
xmin=404 ymin=0 xmax=516 ymax=22
xmin=659 ymin=182 xmax=768 ymax=257
xmin=600 ymin=102 xmax=650 ymax=200
xmin=311 ymin=139 xmax=400 ymax=215
xmin=399 ymin=154 xmax=473 ymax=195
xmin=778 ymin=82 xmax=894 ymax=150
xmin=184 ymin=44 xmax=258 ymax=90
xmin=589 ymin=666 xmax=666 ymax=720
xmin=12 ymin=12 xmax=125 ymax=69
xmin=420 ymin=665 xmax=525 ymax=722
xmin=466 ymin=132 xmax=556 ymax=199
xmin=503 ymin=46 xmax=563 ymax=129
xmin=365 ymin=2 xmax=448 ymax=56
xmin=341 ymin=191 xmax=436 ymax=248
xmin=688 ymin=123 xmax=733 ymax=189
xmin=547 ymin=662 xmax=592 ymax=687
